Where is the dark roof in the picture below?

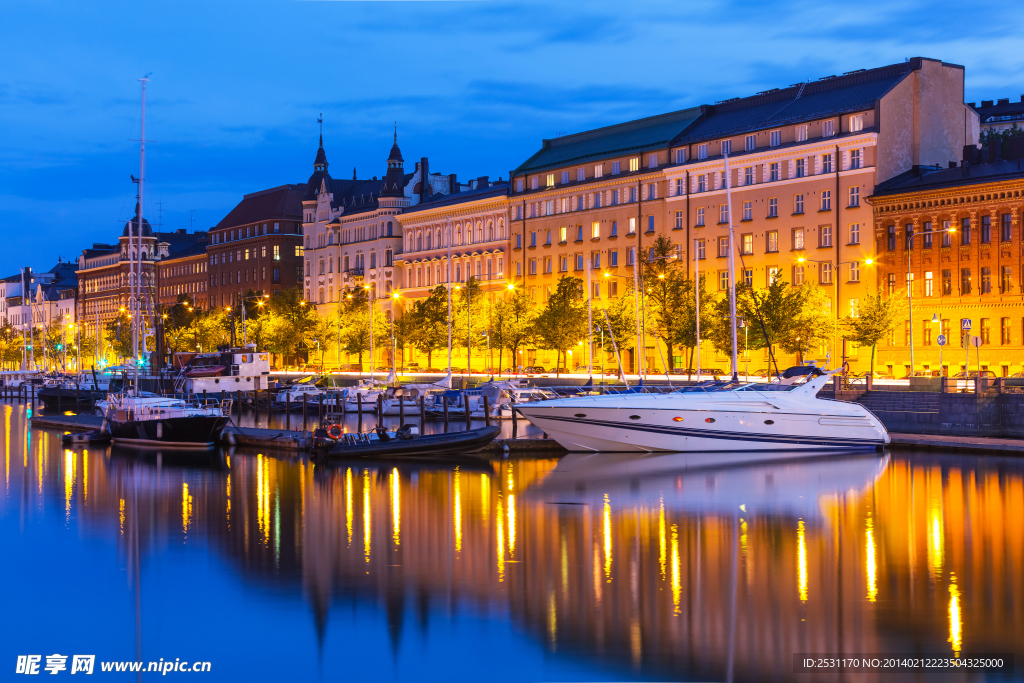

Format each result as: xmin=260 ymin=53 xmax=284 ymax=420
xmin=402 ymin=182 xmax=510 ymax=215
xmin=314 ymin=137 xmax=328 ymax=167
xmin=871 ymin=159 xmax=1024 ymax=197
xmin=0 ymin=273 xmax=24 ymax=283
xmin=514 ymin=107 xmax=703 ymax=175
xmin=45 ymin=261 xmax=78 ymax=285
xmin=160 ymin=232 xmax=208 ymax=259
xmin=972 ymin=97 xmax=1024 ymax=125
xmin=215 ymin=185 xmax=304 ymax=230
xmin=673 ymin=61 xmax=917 ymax=145
xmin=123 ymin=203 xmax=153 ymax=237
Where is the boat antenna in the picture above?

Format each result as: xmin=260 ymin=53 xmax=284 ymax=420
xmin=133 ymin=75 xmax=149 ymax=395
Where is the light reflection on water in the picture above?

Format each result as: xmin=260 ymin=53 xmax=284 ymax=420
xmin=2 ymin=402 xmax=1024 ymax=681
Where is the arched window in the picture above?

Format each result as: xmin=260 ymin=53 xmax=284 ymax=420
xmin=328 ymin=285 xmax=333 ymax=302
xmin=435 ymin=228 xmax=441 ymax=247
xmin=328 ymin=232 xmax=333 ymax=246
xmin=318 ymin=288 xmax=324 ymax=304
xmin=387 ymin=221 xmax=393 ymax=236
xmin=477 ymin=221 xmax=483 ymax=242
xmin=456 ymin=226 xmax=462 ymax=245
xmin=456 ymin=264 xmax=461 ymax=282
xmin=498 ymin=219 xmax=504 ymax=238
xmin=487 ymin=220 xmax=493 ymax=241
xmin=466 ymin=225 xmax=473 ymax=245
xmin=426 ymin=231 xmax=432 ymax=249
xmin=417 ymin=232 xmax=423 ymax=251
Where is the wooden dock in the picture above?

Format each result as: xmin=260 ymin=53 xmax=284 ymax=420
xmin=30 ymin=414 xmax=102 ymax=433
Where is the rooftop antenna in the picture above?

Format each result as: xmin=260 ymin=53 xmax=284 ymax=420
xmin=189 ymin=209 xmax=195 ymax=232
xmin=318 ymin=113 xmax=323 ymax=145
xmin=156 ymin=201 xmax=163 ymax=228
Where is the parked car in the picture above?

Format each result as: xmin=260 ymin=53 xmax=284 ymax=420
xmin=902 ymin=371 xmax=939 ymax=378
xmin=522 ymin=366 xmax=546 ymax=375
xmin=857 ymin=371 xmax=894 ymax=380
xmin=951 ymin=370 xmax=997 ymax=378
xmin=405 ymin=362 xmax=421 ymax=371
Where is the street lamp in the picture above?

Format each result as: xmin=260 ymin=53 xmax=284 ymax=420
xmin=363 ymin=284 xmax=374 ymax=380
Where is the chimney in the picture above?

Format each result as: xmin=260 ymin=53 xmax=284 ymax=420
xmin=962 ymin=144 xmax=980 ymax=165
xmin=981 ymin=100 xmax=994 ymax=108
xmin=420 ymin=157 xmax=429 ymax=203
xmin=1008 ymin=136 xmax=1024 ymax=161
xmin=967 ymin=102 xmax=976 ymax=108
xmin=949 ymin=161 xmax=957 ymax=168
xmin=998 ymin=98 xmax=1010 ymax=106
xmin=988 ymin=138 xmax=1003 ymax=163
xmin=476 ymin=176 xmax=489 ymax=189
xmin=449 ymin=173 xmax=458 ymax=193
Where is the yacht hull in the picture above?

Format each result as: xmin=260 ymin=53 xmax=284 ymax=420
xmin=109 ymin=415 xmax=230 ymax=449
xmin=516 ymin=405 xmax=887 ymax=453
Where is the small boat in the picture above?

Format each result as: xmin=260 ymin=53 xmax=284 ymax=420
xmin=322 ymin=425 xmax=500 ymax=459
xmin=61 ymin=430 xmax=112 ymax=446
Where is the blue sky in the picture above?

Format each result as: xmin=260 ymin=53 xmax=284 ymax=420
xmin=1 ymin=0 xmax=1022 ymax=277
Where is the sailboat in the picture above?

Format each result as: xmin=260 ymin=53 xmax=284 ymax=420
xmin=516 ymin=152 xmax=890 ymax=454
xmin=103 ymin=78 xmax=231 ymax=449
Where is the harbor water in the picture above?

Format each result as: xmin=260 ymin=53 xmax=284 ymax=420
xmin=1 ymin=401 xmax=1022 ymax=681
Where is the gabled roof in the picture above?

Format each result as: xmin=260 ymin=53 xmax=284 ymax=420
xmin=871 ymin=159 xmax=1024 ymax=197
xmin=215 ymin=185 xmax=304 ymax=230
xmin=513 ymin=107 xmax=703 ymax=175
xmin=163 ymin=233 xmax=209 ymax=259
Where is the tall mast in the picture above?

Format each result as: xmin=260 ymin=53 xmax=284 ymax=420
xmin=446 ymin=217 xmax=452 ymax=374
xmin=723 ymin=151 xmax=739 ymax=381
xmin=134 ymin=76 xmax=148 ymax=393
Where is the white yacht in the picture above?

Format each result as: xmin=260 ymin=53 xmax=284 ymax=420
xmin=515 ymin=366 xmax=889 ymax=453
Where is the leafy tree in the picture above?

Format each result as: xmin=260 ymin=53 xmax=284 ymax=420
xmin=0 ymin=322 xmax=23 ymax=370
xmin=104 ymin=310 xmax=133 ymax=363
xmin=598 ymin=291 xmax=637 ymax=374
xmin=391 ymin=310 xmax=417 ymax=370
xmin=707 ymin=272 xmax=803 ymax=371
xmin=491 ymin=288 xmax=537 ymax=374
xmin=842 ymin=292 xmax=902 ymax=375
xmin=452 ymin=277 xmax=486 ymax=368
xmin=534 ymin=276 xmax=588 ymax=376
xmin=264 ymin=287 xmax=317 ymax=364
xmin=335 ymin=288 xmax=389 ymax=371
xmin=408 ymin=284 xmax=450 ymax=369
xmin=662 ymin=274 xmax=714 ymax=377
xmin=640 ymin=236 xmax=689 ymax=370
xmin=779 ymin=283 xmax=837 ymax=364
xmin=980 ymin=123 xmax=1024 ymax=160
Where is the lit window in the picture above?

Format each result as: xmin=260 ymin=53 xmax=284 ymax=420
xmin=594 ymin=164 xmax=604 ymax=179
xmin=592 ymin=222 xmax=600 ymax=239
xmin=795 ymin=125 xmax=808 ymax=142
xmin=629 ymin=157 xmax=640 ymax=172
xmin=793 ymin=228 xmax=805 ymax=250
xmin=742 ymin=233 xmax=753 ymax=255
xmin=850 ymin=115 xmax=864 ymax=132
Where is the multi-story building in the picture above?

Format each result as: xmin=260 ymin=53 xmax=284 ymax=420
xmin=207 ymin=185 xmax=304 ymax=309
xmin=302 ymin=132 xmax=459 ymax=319
xmin=868 ymin=151 xmax=1024 ymax=377
xmin=156 ymin=233 xmax=210 ymax=308
xmin=971 ymin=96 xmax=1024 ymax=138
xmin=395 ymin=178 xmax=511 ymax=368
xmin=511 ymin=57 xmax=977 ymax=373
xmin=77 ymin=207 xmax=208 ymax=351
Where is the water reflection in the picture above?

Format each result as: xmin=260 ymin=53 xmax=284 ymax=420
xmin=3 ymin=403 xmax=1024 ymax=681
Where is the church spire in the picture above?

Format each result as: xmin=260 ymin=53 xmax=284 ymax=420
xmin=313 ymin=114 xmax=328 ymax=172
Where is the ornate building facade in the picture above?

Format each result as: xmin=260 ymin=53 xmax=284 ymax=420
xmin=869 ymin=154 xmax=1024 ymax=376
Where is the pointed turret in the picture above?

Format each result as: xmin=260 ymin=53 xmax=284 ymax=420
xmin=379 ymin=127 xmax=406 ymax=198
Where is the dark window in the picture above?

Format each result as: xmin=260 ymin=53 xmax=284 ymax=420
xmin=647 ymin=216 xmax=655 ymax=232
xmin=905 ymin=224 xmax=914 ymax=250
xmin=961 ymin=268 xmax=972 ymax=294
xmin=1002 ymin=213 xmax=1012 ymax=242
xmin=981 ymin=215 xmax=991 ymax=244
xmin=961 ymin=217 xmax=971 ymax=245
xmin=887 ymin=225 xmax=896 ymax=251
xmin=942 ymin=269 xmax=952 ymax=295
xmin=387 ymin=221 xmax=393 ymax=236
xmin=1002 ymin=265 xmax=1012 ymax=293
xmin=981 ymin=267 xmax=991 ymax=294
xmin=273 ymin=269 xmax=280 ymax=284
xmin=922 ymin=221 xmax=933 ymax=248
xmin=515 ymin=233 xmax=522 ymax=248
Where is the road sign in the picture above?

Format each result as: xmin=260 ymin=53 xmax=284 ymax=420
xmin=937 ymin=334 xmax=947 ymax=346
xmin=970 ymin=335 xmax=982 ymax=348
xmin=961 ymin=319 xmax=972 ymax=330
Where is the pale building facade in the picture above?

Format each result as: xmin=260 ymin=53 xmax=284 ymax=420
xmin=511 ymin=57 xmax=977 ymax=373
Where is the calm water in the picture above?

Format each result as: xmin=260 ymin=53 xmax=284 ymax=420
xmin=1 ymin=402 xmax=1022 ymax=681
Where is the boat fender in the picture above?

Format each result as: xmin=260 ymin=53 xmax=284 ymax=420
xmin=842 ymin=361 xmax=850 ymax=374
xmin=100 ymin=418 xmax=109 ymax=434
xmin=225 ymin=430 xmax=237 ymax=446
xmin=326 ymin=424 xmax=343 ymax=440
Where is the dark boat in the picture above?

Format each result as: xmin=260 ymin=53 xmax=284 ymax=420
xmin=106 ymin=414 xmax=229 ymax=449
xmin=39 ymin=386 xmax=106 ymax=409
xmin=323 ymin=425 xmax=500 ymax=459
